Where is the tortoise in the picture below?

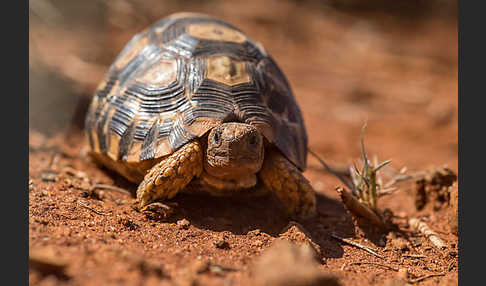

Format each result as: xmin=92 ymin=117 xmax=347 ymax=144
xmin=85 ymin=12 xmax=316 ymax=218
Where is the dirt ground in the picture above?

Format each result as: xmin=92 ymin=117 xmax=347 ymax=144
xmin=29 ymin=1 xmax=458 ymax=285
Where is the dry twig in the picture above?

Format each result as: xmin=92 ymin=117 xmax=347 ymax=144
xmin=383 ymin=173 xmax=424 ymax=189
xmin=336 ymin=187 xmax=386 ymax=228
xmin=331 ymin=233 xmax=384 ymax=259
xmin=402 ymin=254 xmax=426 ymax=259
xmin=376 ymin=187 xmax=398 ymax=197
xmin=78 ymin=200 xmax=111 ymax=216
xmin=308 ymin=149 xmax=353 ymax=190
xmin=343 ymin=261 xmax=398 ymax=272
xmin=409 ymin=218 xmax=447 ymax=249
xmin=408 ymin=272 xmax=446 ymax=283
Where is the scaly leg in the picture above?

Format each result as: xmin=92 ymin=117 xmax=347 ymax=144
xmin=137 ymin=140 xmax=203 ymax=207
xmin=259 ymin=149 xmax=317 ymax=219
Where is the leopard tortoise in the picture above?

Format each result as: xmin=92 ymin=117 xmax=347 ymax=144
xmin=85 ymin=12 xmax=316 ymax=218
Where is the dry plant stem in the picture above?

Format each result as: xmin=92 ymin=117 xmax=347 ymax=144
xmin=377 ymin=187 xmax=398 ymax=197
xmin=408 ymin=272 xmax=446 ymax=283
xmin=344 ymin=262 xmax=398 ymax=272
xmin=78 ymin=200 xmax=110 ymax=216
xmin=336 ymin=187 xmax=386 ymax=228
xmin=409 ymin=218 xmax=447 ymax=249
xmin=308 ymin=149 xmax=353 ymax=190
xmin=331 ymin=233 xmax=384 ymax=259
xmin=93 ymin=184 xmax=132 ymax=196
xmin=383 ymin=172 xmax=427 ymax=189
xmin=402 ymin=254 xmax=426 ymax=258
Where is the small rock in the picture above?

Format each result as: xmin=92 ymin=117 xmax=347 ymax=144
xmin=81 ymin=189 xmax=104 ymax=201
xmin=213 ymin=237 xmax=230 ymax=249
xmin=278 ymin=221 xmax=321 ymax=260
xmin=248 ymin=229 xmax=262 ymax=236
xmin=251 ymin=240 xmax=340 ymax=286
xmin=208 ymin=264 xmax=225 ymax=276
xmin=192 ymin=260 xmax=236 ymax=277
xmin=29 ymin=179 xmax=35 ymax=192
xmin=177 ymin=218 xmax=191 ymax=230
xmin=41 ymin=171 xmax=59 ymax=182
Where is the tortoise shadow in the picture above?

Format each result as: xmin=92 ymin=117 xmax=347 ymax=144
xmin=161 ymin=192 xmax=354 ymax=260
xmin=102 ymin=165 xmax=353 ymax=260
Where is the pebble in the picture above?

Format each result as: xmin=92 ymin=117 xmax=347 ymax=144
xmin=251 ymin=240 xmax=340 ymax=286
xmin=278 ymin=221 xmax=322 ymax=259
xmin=247 ymin=229 xmax=262 ymax=236
xmin=41 ymin=171 xmax=58 ymax=182
xmin=177 ymin=218 xmax=191 ymax=230
xmin=213 ymin=237 xmax=229 ymax=249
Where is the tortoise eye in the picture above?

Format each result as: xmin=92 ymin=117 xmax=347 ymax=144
xmin=212 ymin=130 xmax=221 ymax=145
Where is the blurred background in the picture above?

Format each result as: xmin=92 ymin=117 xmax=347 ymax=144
xmin=29 ymin=0 xmax=458 ymax=169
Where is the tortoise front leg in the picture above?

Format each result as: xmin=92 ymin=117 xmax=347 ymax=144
xmin=137 ymin=140 xmax=203 ymax=207
xmin=258 ymin=149 xmax=317 ymax=219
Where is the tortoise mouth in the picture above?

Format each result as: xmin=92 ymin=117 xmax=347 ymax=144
xmin=200 ymin=171 xmax=257 ymax=190
xmin=204 ymin=154 xmax=262 ymax=179
xmin=213 ymin=155 xmax=261 ymax=165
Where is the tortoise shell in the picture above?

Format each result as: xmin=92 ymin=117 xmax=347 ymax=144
xmin=85 ymin=12 xmax=308 ymax=171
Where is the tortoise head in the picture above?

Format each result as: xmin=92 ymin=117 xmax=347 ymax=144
xmin=204 ymin=122 xmax=264 ymax=180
